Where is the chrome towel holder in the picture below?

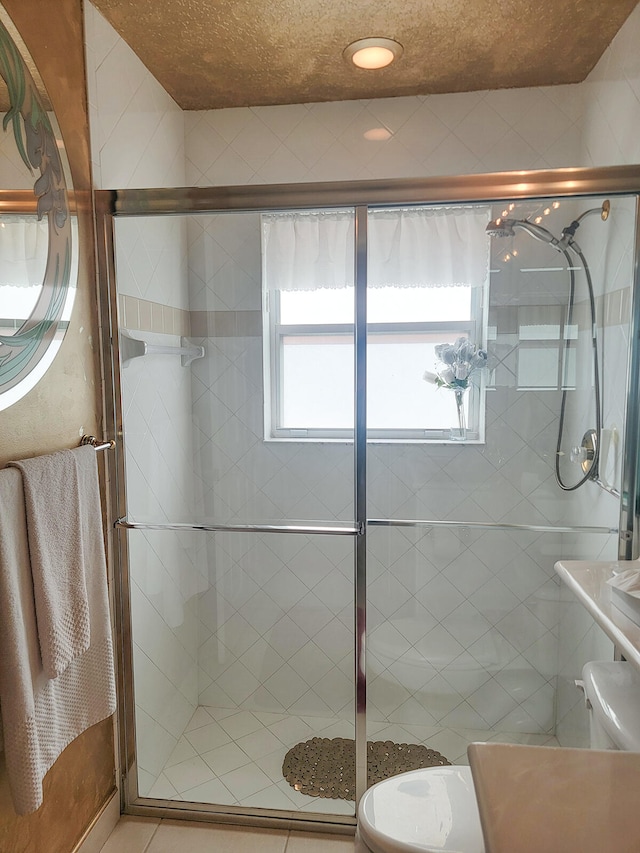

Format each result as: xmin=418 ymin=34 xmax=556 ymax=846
xmin=80 ymin=435 xmax=115 ymax=452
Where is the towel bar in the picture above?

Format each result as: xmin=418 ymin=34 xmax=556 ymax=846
xmin=115 ymin=517 xmax=618 ymax=536
xmin=80 ymin=435 xmax=115 ymax=452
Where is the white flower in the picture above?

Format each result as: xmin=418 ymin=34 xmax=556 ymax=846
xmin=424 ymin=337 xmax=487 ymax=392
xmin=435 ymin=343 xmax=456 ymax=365
xmin=455 ymin=338 xmax=473 ymax=361
xmin=440 ymin=366 xmax=456 ymax=385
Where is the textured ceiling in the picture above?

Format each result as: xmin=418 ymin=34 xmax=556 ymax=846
xmin=92 ymin=0 xmax=640 ymax=110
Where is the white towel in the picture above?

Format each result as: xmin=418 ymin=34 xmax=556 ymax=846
xmin=0 ymin=459 xmax=116 ymax=815
xmin=8 ymin=447 xmax=92 ymax=679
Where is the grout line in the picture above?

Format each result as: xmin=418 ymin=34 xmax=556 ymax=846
xmin=142 ymin=819 xmax=161 ymax=852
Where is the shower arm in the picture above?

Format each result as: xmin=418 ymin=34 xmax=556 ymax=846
xmin=558 ymin=201 xmax=610 ymax=249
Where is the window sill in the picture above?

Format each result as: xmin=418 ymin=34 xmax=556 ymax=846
xmin=263 ymin=435 xmax=485 ymax=445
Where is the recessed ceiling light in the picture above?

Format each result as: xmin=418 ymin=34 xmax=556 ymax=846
xmin=343 ymin=37 xmax=403 ymax=70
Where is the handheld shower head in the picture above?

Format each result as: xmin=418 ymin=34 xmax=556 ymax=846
xmin=486 ymin=217 xmax=561 ymax=249
xmin=486 ymin=218 xmax=516 ymax=238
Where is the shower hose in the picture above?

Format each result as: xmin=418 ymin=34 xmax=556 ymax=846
xmin=554 ymin=243 xmax=602 ymax=491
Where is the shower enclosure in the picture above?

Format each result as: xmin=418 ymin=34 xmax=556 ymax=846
xmin=96 ymin=167 xmax=640 ymax=829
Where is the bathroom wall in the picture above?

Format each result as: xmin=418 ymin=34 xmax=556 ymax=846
xmin=184 ymin=85 xmax=583 ymax=186
xmin=184 ymin=202 xmax=630 ymax=739
xmin=182 ymin=3 xmax=640 ymax=742
xmin=85 ymin=0 xmax=640 ymax=775
xmin=84 ymin=1 xmax=207 ymax=793
xmin=582 ymin=2 xmax=640 ymax=169
xmin=182 ymin=87 xmax=613 ymax=738
xmin=0 ymin=1 xmax=115 ymax=851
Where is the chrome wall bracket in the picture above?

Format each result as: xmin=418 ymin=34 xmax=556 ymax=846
xmin=571 ymin=429 xmax=599 ymax=479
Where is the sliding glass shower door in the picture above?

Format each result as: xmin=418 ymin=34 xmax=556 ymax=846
xmin=112 ymin=207 xmax=359 ymax=818
xmin=365 ymin=193 xmax=631 ymax=763
xmin=98 ymin=174 xmax=639 ymax=828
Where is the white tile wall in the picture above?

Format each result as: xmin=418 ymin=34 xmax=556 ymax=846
xmin=186 ymin=202 xmax=631 ymax=737
xmin=120 ymin=329 xmax=205 ymax=789
xmin=582 ymin=3 xmax=640 ymax=168
xmin=85 ymin=2 xmax=199 ymax=790
xmin=84 ymin=2 xmax=185 ymax=190
xmin=184 ymin=85 xmax=584 ymax=187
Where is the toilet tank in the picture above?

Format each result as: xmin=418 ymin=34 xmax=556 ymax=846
xmin=582 ymin=661 xmax=640 ymax=751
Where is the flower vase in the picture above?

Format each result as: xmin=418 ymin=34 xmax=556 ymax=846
xmin=451 ymin=388 xmax=467 ymax=441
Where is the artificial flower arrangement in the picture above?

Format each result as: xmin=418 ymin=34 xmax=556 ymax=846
xmin=423 ymin=337 xmax=487 ymax=435
xmin=423 ymin=337 xmax=487 ymax=391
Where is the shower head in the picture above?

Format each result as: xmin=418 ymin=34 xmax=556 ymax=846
xmin=486 ymin=217 xmax=561 ymax=248
xmin=486 ymin=218 xmax=516 ymax=238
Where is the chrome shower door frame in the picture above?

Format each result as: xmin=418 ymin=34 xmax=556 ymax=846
xmin=94 ymin=165 xmax=640 ymax=830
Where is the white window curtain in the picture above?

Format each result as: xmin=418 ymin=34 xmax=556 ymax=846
xmin=0 ymin=215 xmax=49 ymax=286
xmin=0 ymin=216 xmax=50 ymax=320
xmin=262 ymin=210 xmax=355 ymax=292
xmin=261 ymin=205 xmax=491 ymax=292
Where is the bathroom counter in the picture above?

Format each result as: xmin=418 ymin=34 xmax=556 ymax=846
xmin=554 ymin=559 xmax=640 ymax=669
xmin=468 ymin=742 xmax=640 ymax=853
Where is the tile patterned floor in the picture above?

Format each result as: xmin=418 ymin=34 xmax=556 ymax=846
xmin=141 ymin=705 xmax=559 ymax=815
xmin=100 ymin=817 xmax=357 ymax=853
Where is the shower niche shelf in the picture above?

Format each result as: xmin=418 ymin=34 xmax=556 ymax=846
xmin=120 ymin=330 xmax=205 ymax=367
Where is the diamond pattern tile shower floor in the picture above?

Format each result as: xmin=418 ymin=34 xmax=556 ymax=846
xmin=145 ymin=706 xmax=560 ymax=812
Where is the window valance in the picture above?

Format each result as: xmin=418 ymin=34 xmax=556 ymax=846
xmin=261 ymin=205 xmax=491 ymax=292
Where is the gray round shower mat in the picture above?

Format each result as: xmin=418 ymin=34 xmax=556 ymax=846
xmin=282 ymin=736 xmax=451 ymax=801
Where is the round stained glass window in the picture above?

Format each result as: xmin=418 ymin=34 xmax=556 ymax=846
xmin=0 ymin=8 xmax=78 ymax=411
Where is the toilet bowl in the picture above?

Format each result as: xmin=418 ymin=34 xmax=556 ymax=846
xmin=369 ymin=618 xmax=509 ymax=678
xmin=356 ymin=766 xmax=484 ymax=853
xmin=368 ymin=619 xmax=515 ymax=724
xmin=357 ymin=661 xmax=640 ymax=853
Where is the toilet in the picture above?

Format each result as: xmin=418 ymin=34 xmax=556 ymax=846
xmin=356 ymin=659 xmax=640 ymax=853
xmin=356 ymin=765 xmax=484 ymax=853
xmin=581 ymin=660 xmax=640 ymax=751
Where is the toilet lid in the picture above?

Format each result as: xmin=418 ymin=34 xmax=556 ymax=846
xmin=358 ymin=766 xmax=485 ymax=853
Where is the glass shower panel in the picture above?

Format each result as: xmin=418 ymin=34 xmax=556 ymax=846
xmin=111 ymin=185 xmax=636 ymax=821
xmin=365 ymin=525 xmax=615 ymax=761
xmin=114 ymin=212 xmax=207 ymax=804
xmin=114 ymin=211 xmax=357 ymax=816
xmin=195 ymin=530 xmax=355 ymax=814
xmin=126 ymin=528 xmax=355 ymax=813
xmin=116 ymin=210 xmax=356 ymax=528
xmin=365 ymin=194 xmax=635 ymax=767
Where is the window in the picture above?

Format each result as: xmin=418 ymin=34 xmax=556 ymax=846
xmin=262 ymin=206 xmax=489 ymax=442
